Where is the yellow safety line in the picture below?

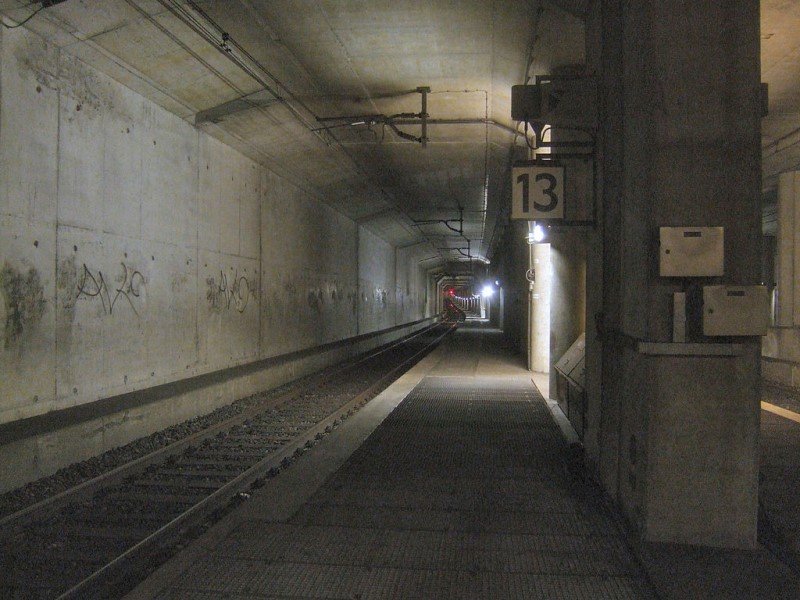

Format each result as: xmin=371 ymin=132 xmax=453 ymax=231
xmin=761 ymin=401 xmax=800 ymax=425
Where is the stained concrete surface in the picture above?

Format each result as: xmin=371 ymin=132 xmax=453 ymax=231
xmin=130 ymin=325 xmax=800 ymax=599
xmin=0 ymin=24 xmax=431 ymax=490
xmin=0 ymin=25 xmax=429 ymax=429
xmin=129 ymin=326 xmax=654 ymax=599
xmin=614 ymin=381 xmax=800 ymax=600
xmin=589 ymin=0 xmax=763 ymax=548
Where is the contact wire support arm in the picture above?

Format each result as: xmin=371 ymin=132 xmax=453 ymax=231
xmin=413 ymin=207 xmax=464 ymax=235
xmin=315 ymin=87 xmax=430 ymax=145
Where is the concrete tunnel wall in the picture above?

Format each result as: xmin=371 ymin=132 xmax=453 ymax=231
xmin=0 ymin=27 xmax=431 ymax=489
xmin=395 ymin=244 xmax=430 ymax=325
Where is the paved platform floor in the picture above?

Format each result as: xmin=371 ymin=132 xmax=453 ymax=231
xmin=129 ymin=326 xmax=799 ymax=599
xmin=761 ymin=383 xmax=800 ymax=567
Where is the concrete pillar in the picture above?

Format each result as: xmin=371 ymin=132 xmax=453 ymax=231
xmin=548 ymin=231 xmax=586 ymax=395
xmin=530 ymin=243 xmax=551 ymax=373
xmin=596 ymin=0 xmax=762 ymax=548
xmin=776 ymin=172 xmax=799 ymax=326
xmin=501 ymin=219 xmax=533 ymax=356
xmin=583 ymin=0 xmax=605 ymax=477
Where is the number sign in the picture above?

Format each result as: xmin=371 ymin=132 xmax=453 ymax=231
xmin=511 ymin=165 xmax=565 ymax=220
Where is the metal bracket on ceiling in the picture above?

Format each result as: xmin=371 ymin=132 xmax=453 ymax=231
xmin=412 ymin=207 xmax=464 ymax=235
xmin=417 ymin=86 xmax=430 ymax=148
xmin=194 ymin=89 xmax=279 ymax=125
xmin=436 ymin=239 xmax=478 ymax=264
xmin=315 ymin=86 xmax=430 ymax=147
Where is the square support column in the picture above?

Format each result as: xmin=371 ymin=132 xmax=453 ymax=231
xmin=595 ymin=0 xmax=762 ymax=548
xmin=777 ymin=172 xmax=799 ymax=326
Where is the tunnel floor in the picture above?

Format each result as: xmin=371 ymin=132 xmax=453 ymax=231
xmin=134 ymin=326 xmax=653 ymax=599
xmin=761 ymin=383 xmax=800 ymax=567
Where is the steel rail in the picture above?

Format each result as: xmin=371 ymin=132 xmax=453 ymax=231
xmin=55 ymin=323 xmax=453 ymax=599
xmin=0 ymin=321 xmax=442 ymax=533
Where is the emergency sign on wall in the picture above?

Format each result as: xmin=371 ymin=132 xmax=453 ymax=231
xmin=511 ymin=164 xmax=565 ymax=220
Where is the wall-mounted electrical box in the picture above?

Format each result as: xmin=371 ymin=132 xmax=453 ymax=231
xmin=703 ymin=285 xmax=769 ymax=336
xmin=659 ymin=227 xmax=724 ymax=277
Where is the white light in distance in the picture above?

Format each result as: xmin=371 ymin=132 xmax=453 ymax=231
xmin=482 ymin=285 xmax=494 ymax=297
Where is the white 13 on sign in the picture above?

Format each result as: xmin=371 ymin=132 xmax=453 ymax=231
xmin=511 ymin=165 xmax=565 ymax=220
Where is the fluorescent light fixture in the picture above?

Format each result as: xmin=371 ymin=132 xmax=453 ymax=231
xmin=526 ymin=221 xmax=545 ymax=244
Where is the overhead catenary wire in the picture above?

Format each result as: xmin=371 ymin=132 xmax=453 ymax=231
xmin=163 ymin=1 xmax=436 ymax=239
xmin=125 ymin=0 xmax=423 ymax=246
xmin=0 ymin=2 xmax=49 ymax=29
xmin=126 ymin=0 xmax=463 ymax=264
xmin=152 ymin=0 xmax=328 ymax=144
xmin=123 ymin=0 xmax=250 ymax=98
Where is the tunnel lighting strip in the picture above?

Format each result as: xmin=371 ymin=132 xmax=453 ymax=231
xmin=761 ymin=401 xmax=800 ymax=425
xmin=149 ymin=0 xmax=327 ymax=144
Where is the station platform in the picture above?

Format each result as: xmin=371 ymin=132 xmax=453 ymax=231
xmin=129 ymin=325 xmax=799 ymax=599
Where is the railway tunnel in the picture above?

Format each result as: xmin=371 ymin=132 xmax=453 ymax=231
xmin=2 ymin=0 xmax=800 ymax=598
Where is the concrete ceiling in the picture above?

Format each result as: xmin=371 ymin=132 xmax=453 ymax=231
xmin=0 ymin=0 xmax=587 ymax=268
xmin=3 ymin=1 xmax=793 ymax=264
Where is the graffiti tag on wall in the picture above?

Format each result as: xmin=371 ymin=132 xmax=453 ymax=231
xmin=206 ymin=270 xmax=255 ymax=313
xmin=76 ymin=263 xmax=145 ymax=316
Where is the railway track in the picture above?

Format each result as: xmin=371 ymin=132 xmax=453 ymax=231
xmin=0 ymin=322 xmax=453 ymax=599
